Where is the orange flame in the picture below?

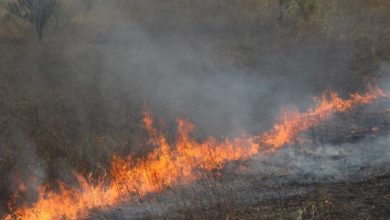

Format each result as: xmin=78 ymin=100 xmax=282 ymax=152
xmin=4 ymin=85 xmax=386 ymax=220
xmin=262 ymin=86 xmax=385 ymax=149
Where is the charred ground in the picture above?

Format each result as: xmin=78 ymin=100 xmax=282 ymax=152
xmin=90 ymin=106 xmax=390 ymax=219
xmin=1 ymin=0 xmax=390 ymax=219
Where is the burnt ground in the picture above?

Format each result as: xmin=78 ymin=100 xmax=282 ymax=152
xmin=190 ymin=172 xmax=390 ymax=220
xmin=0 ymin=1 xmax=390 ymax=219
xmin=90 ymin=166 xmax=390 ymax=220
xmin=90 ymin=106 xmax=390 ymax=220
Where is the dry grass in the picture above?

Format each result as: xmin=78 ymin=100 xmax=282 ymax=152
xmin=0 ymin=0 xmax=390 ymax=218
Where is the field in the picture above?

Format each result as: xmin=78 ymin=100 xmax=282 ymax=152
xmin=0 ymin=0 xmax=390 ymax=219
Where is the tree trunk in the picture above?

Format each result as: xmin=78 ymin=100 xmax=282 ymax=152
xmin=36 ymin=24 xmax=43 ymax=40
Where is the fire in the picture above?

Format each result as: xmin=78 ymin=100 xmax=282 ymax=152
xmin=4 ymin=85 xmax=386 ymax=220
xmin=262 ymin=86 xmax=385 ymax=149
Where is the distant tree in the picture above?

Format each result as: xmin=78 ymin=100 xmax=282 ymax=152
xmin=278 ymin=0 xmax=293 ymax=24
xmin=7 ymin=0 xmax=61 ymax=40
xmin=81 ymin=0 xmax=94 ymax=11
xmin=277 ymin=0 xmax=317 ymax=24
xmin=295 ymin=0 xmax=317 ymax=21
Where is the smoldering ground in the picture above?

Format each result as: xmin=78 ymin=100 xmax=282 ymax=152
xmin=91 ymin=102 xmax=390 ymax=219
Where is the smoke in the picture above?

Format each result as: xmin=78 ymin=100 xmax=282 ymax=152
xmin=66 ymin=1 xmax=367 ymax=138
xmin=247 ymin=135 xmax=390 ymax=180
xmin=0 ymin=125 xmax=45 ymax=214
xmin=1 ymin=0 xmax=390 ymax=217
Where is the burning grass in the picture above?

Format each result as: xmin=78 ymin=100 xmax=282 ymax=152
xmin=4 ymin=85 xmax=389 ymax=220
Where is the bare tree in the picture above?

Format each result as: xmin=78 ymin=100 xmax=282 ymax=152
xmin=295 ymin=0 xmax=317 ymax=21
xmin=277 ymin=0 xmax=318 ymax=24
xmin=81 ymin=0 xmax=95 ymax=11
xmin=7 ymin=0 xmax=60 ymax=40
xmin=278 ymin=0 xmax=293 ymax=25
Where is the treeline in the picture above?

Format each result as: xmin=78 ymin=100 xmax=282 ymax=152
xmin=0 ymin=0 xmax=389 ymax=216
xmin=0 ymin=0 xmax=388 ymax=41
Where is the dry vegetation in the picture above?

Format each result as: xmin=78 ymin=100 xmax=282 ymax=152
xmin=0 ymin=0 xmax=390 ymax=219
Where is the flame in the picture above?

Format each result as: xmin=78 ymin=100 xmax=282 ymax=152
xmin=262 ymin=86 xmax=385 ymax=149
xmin=4 ymin=85 xmax=386 ymax=220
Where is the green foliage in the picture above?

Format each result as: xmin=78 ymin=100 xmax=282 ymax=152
xmin=6 ymin=0 xmax=61 ymax=40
